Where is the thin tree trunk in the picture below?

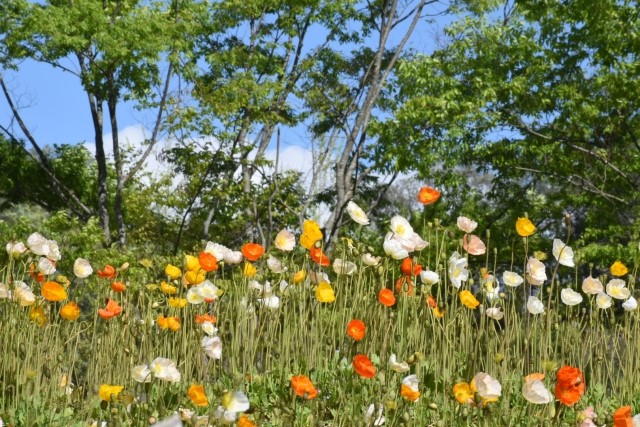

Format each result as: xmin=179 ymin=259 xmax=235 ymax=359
xmin=108 ymin=83 xmax=127 ymax=247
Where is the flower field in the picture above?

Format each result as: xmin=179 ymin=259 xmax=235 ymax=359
xmin=2 ymin=189 xmax=640 ymax=426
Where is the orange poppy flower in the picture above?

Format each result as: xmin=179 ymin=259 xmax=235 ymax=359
xmin=110 ymin=281 xmax=127 ymax=292
xmin=187 ymin=384 xmax=208 ymax=407
xmin=98 ymin=265 xmax=117 ymax=279
xmin=195 ymin=313 xmax=217 ymax=324
xmin=29 ymin=263 xmax=45 ymax=283
xmin=310 ymin=246 xmax=330 ymax=266
xmin=613 ymin=406 xmax=633 ymax=427
xmin=241 ymin=243 xmax=265 ymax=262
xmin=41 ymin=281 xmax=68 ymax=302
xmin=237 ymin=415 xmax=257 ymax=427
xmin=555 ymin=365 xmax=585 ymax=406
xmin=400 ymin=258 xmax=423 ymax=276
xmin=417 ymin=186 xmax=441 ymax=205
xmin=378 ymin=288 xmax=396 ymax=307
xmin=198 ymin=251 xmax=219 ymax=272
xmin=395 ymin=276 xmax=414 ymax=295
xmin=291 ymin=375 xmax=318 ymax=399
xmin=426 ymin=295 xmax=437 ymax=308
xmin=346 ymin=319 xmax=366 ymax=341
xmin=59 ymin=301 xmax=81 ymax=320
xmin=98 ymin=299 xmax=122 ymax=319
xmin=353 ymin=354 xmax=376 ymax=378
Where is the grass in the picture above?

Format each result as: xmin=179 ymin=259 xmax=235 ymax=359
xmin=1 ymin=217 xmax=639 ymax=426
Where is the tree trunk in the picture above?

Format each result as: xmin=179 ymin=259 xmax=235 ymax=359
xmin=87 ymin=92 xmax=111 ymax=246
xmin=108 ymin=85 xmax=127 ymax=247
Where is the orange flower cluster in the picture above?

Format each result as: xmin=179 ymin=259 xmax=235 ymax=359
xmin=98 ymin=299 xmax=122 ymax=319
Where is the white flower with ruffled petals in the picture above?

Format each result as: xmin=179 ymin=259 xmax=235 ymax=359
xmin=364 ymin=403 xmax=385 ymax=426
xmin=274 ymin=229 xmax=296 ymax=251
xmin=267 ymin=255 xmax=286 ymax=273
xmin=448 ymin=252 xmax=468 ymax=289
xmin=388 ymin=354 xmax=410 ymax=372
xmin=560 ymin=288 xmax=583 ymax=306
xmin=623 ymin=296 xmax=638 ymax=311
xmin=362 ymin=253 xmax=381 ymax=266
xmin=457 ymin=216 xmax=478 ymax=233
xmin=202 ymin=335 xmax=222 ymax=359
xmin=420 ymin=270 xmax=439 ymax=285
xmin=37 ymin=257 xmax=56 ymax=275
xmin=596 ymin=292 xmax=612 ymax=309
xmin=333 ymin=258 xmax=357 ymax=275
xmin=526 ymin=296 xmax=545 ymax=314
xmin=486 ymin=307 xmax=504 ymax=320
xmin=606 ymin=279 xmax=631 ymax=300
xmin=383 ymin=237 xmax=409 ymax=260
xmin=390 ymin=215 xmax=413 ymax=239
xmin=73 ymin=258 xmax=93 ymax=278
xmin=503 ymin=271 xmax=524 ymax=287
xmin=522 ymin=378 xmax=552 ymax=404
xmin=347 ymin=201 xmax=370 ymax=225
xmin=150 ymin=358 xmax=181 ymax=382
xmin=472 ymin=372 xmax=502 ymax=401
xmin=582 ymin=276 xmax=603 ymax=295
xmin=526 ymin=257 xmax=546 ymax=286
xmin=552 ymin=239 xmax=574 ymax=267
xmin=6 ymin=241 xmax=26 ymax=258
xmin=131 ymin=365 xmax=152 ymax=383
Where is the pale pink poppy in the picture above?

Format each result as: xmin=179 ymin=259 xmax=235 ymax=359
xmin=462 ymin=234 xmax=486 ymax=256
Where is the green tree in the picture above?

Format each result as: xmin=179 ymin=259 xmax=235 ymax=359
xmin=376 ymin=0 xmax=640 ymax=262
xmin=0 ymin=0 xmax=202 ymax=246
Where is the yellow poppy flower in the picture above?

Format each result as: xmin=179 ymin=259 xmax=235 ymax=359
xmin=184 ymin=269 xmax=206 ymax=285
xmin=316 ymin=282 xmax=335 ymax=303
xmin=168 ymin=297 xmax=187 ymax=308
xmin=610 ymin=260 xmax=628 ymax=277
xmin=243 ymin=262 xmax=257 ymax=278
xmin=459 ymin=290 xmax=480 ymax=309
xmin=161 ymin=281 xmax=178 ymax=295
xmin=184 ymin=255 xmax=201 ymax=272
xmin=99 ymin=384 xmax=124 ymax=401
xmin=300 ymin=219 xmax=323 ymax=249
xmin=515 ymin=217 xmax=536 ymax=237
xmin=165 ymin=264 xmax=181 ymax=280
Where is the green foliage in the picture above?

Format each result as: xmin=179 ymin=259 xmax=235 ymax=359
xmin=375 ymin=0 xmax=640 ymax=264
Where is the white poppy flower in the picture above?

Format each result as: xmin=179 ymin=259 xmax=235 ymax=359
xmin=279 ymin=280 xmax=290 ymax=293
xmin=457 ymin=216 xmax=478 ymax=233
xmin=448 ymin=252 xmax=469 ymax=289
xmin=503 ymin=271 xmax=524 ymax=287
xmin=222 ymin=390 xmax=250 ymax=412
xmin=73 ymin=258 xmax=93 ymax=278
xmin=131 ymin=365 xmax=152 ymax=383
xmin=197 ymin=280 xmax=221 ymax=301
xmin=267 ymin=255 xmax=286 ymax=273
xmin=633 ymin=414 xmax=640 ymax=427
xmin=522 ymin=379 xmax=553 ymax=404
xmin=13 ymin=281 xmax=35 ymax=306
xmin=223 ymin=251 xmax=244 ymax=264
xmin=150 ymin=358 xmax=181 ymax=382
xmin=309 ymin=271 xmax=330 ymax=285
xmin=596 ymin=292 xmax=612 ymax=309
xmin=606 ymin=279 xmax=631 ymax=300
xmin=364 ymin=403 xmax=385 ymax=426
xmin=420 ymin=270 xmax=440 ymax=285
xmin=37 ymin=257 xmax=56 ymax=275
xmin=362 ymin=253 xmax=381 ymax=266
xmin=0 ymin=283 xmax=11 ymax=299
xmin=202 ymin=336 xmax=222 ymax=359
xmin=187 ymin=286 xmax=204 ymax=304
xmin=388 ymin=354 xmax=410 ymax=372
xmin=274 ymin=229 xmax=296 ymax=251
xmin=214 ymin=406 xmax=236 ymax=424
xmin=347 ymin=201 xmax=370 ymax=225
xmin=560 ymin=288 xmax=583 ymax=306
xmin=472 ymin=372 xmax=502 ymax=401
xmin=27 ymin=232 xmax=49 ymax=256
xmin=6 ymin=241 xmax=27 ymax=258
xmin=526 ymin=296 xmax=545 ymax=314
xmin=409 ymin=232 xmax=428 ymax=251
xmin=204 ymin=242 xmax=230 ymax=260
xmin=333 ymin=258 xmax=357 ymax=275
xmin=383 ymin=238 xmax=409 ymax=260
xmin=486 ymin=307 xmax=504 ymax=320
xmin=401 ymin=374 xmax=420 ymax=400
xmin=582 ymin=276 xmax=603 ymax=295
xmin=622 ymin=296 xmax=638 ymax=311
xmin=202 ymin=321 xmax=218 ymax=336
xmin=552 ymin=239 xmax=574 ymax=267
xmin=390 ymin=215 xmax=413 ymax=239
xmin=258 ymin=294 xmax=280 ymax=309
xmin=526 ymin=257 xmax=546 ymax=286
